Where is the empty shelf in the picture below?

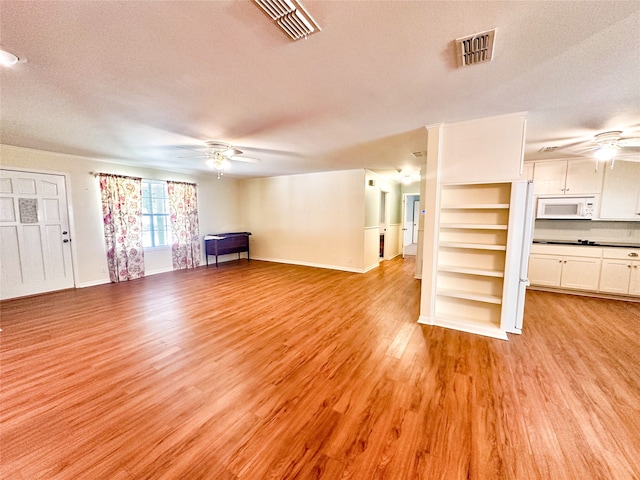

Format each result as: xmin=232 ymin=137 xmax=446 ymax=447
xmin=440 ymin=203 xmax=510 ymax=210
xmin=439 ymin=242 xmax=506 ymax=251
xmin=437 ymin=288 xmax=502 ymax=304
xmin=440 ymin=223 xmax=508 ymax=230
xmin=437 ymin=265 xmax=504 ymax=277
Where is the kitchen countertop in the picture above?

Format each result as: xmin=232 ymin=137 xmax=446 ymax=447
xmin=533 ymin=239 xmax=640 ymax=248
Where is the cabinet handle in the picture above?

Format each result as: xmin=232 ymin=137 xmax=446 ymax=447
xmin=629 ymin=252 xmax=639 ymax=257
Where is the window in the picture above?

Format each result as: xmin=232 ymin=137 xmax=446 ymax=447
xmin=141 ymin=180 xmax=170 ymax=248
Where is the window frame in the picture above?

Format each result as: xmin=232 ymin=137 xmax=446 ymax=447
xmin=141 ymin=179 xmax=171 ymax=249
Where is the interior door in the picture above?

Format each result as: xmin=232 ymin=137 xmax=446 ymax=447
xmin=379 ymin=191 xmax=387 ymax=258
xmin=412 ymin=199 xmax=420 ymax=243
xmin=0 ymin=169 xmax=74 ymax=299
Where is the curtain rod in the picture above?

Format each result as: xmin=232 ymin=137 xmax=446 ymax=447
xmin=89 ymin=172 xmax=196 ymax=185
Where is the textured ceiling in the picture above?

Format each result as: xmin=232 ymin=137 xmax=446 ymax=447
xmin=1 ymin=1 xmax=639 ymax=178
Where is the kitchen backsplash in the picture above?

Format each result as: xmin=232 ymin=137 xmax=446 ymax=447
xmin=534 ymin=220 xmax=640 ymax=244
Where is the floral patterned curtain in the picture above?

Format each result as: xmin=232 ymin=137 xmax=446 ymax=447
xmin=167 ymin=181 xmax=201 ymax=270
xmin=99 ymin=174 xmax=145 ymax=282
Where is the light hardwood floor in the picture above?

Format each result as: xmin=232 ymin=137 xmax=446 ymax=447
xmin=1 ymin=257 xmax=639 ymax=479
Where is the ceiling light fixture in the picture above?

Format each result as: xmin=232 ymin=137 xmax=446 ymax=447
xmin=0 ymin=49 xmax=20 ymax=67
xmin=592 ymin=131 xmax=623 ymax=171
xmin=205 ymin=150 xmax=231 ymax=179
xmin=594 ymin=143 xmax=619 ymax=171
xmin=253 ymin=0 xmax=321 ymax=41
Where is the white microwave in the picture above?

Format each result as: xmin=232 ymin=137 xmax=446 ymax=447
xmin=536 ymin=196 xmax=595 ymax=219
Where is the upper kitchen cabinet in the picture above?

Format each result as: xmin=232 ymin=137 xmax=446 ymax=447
xmin=599 ymin=161 xmax=640 ymax=221
xmin=533 ymin=159 xmax=604 ymax=196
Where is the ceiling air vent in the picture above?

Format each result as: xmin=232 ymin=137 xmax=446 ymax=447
xmin=455 ymin=28 xmax=496 ymax=67
xmin=412 ymin=151 xmax=426 ymax=158
xmin=254 ymin=0 xmax=321 ymax=41
xmin=540 ymin=146 xmax=559 ymax=153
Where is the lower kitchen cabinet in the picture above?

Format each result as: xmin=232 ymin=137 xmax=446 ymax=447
xmin=529 ymin=244 xmax=640 ymax=298
xmin=599 ymin=249 xmax=640 ymax=295
xmin=528 ymin=254 xmax=562 ymax=287
xmin=529 ymin=254 xmax=601 ymax=291
xmin=561 ymin=257 xmax=602 ymax=290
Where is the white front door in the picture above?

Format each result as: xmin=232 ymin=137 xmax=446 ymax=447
xmin=0 ymin=170 xmax=74 ymax=300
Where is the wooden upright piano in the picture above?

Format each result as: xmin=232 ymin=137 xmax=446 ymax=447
xmin=204 ymin=232 xmax=252 ymax=267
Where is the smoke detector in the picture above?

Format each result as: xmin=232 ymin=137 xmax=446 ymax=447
xmin=455 ymin=29 xmax=496 ymax=67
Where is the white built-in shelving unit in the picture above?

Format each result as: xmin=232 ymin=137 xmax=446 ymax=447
xmin=433 ymin=182 xmax=517 ymax=339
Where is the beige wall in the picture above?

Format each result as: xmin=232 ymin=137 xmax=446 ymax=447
xmin=1 ymin=145 xmax=242 ymax=287
xmin=240 ymin=169 xmax=368 ymax=272
xmin=2 ymin=144 xmax=408 ymax=292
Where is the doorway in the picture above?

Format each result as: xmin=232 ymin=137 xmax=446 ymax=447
xmin=379 ymin=190 xmax=389 ymax=259
xmin=402 ymin=194 xmax=420 ymax=257
xmin=0 ymin=169 xmax=75 ymax=299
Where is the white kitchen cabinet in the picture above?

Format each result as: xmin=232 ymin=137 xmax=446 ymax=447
xmin=533 ymin=159 xmax=603 ymax=196
xmin=631 ymin=264 xmax=640 ymax=296
xmin=529 ymin=254 xmax=600 ymax=291
xmin=528 ymin=244 xmax=601 ymax=292
xmin=598 ymin=161 xmax=640 ymax=221
xmin=599 ymin=259 xmax=633 ymax=294
xmin=533 ymin=161 xmax=566 ymax=195
xmin=561 ymin=257 xmax=601 ymax=291
xmin=528 ymin=254 xmax=563 ymax=287
xmin=599 ymin=249 xmax=640 ymax=295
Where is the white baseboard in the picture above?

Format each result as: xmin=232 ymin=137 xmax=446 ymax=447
xmin=76 ymin=265 xmax=175 ymax=289
xmin=144 ymin=267 xmax=174 ymax=276
xmin=76 ymin=278 xmax=111 ymax=288
xmin=251 ymin=256 xmax=366 ymax=274
xmin=418 ymin=315 xmax=508 ymax=340
xmin=363 ymin=262 xmax=379 ymax=273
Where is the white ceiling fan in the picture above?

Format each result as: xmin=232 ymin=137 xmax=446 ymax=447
xmin=587 ymin=131 xmax=640 ymax=170
xmin=543 ymin=129 xmax=640 ymax=170
xmin=178 ymin=141 xmax=260 ymax=178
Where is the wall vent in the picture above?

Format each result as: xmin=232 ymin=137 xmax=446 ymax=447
xmin=254 ymin=0 xmax=321 ymax=41
xmin=455 ymin=29 xmax=496 ymax=66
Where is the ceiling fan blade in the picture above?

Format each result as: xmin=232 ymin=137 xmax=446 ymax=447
xmin=176 ymin=145 xmax=207 ymax=153
xmin=620 ymin=138 xmax=640 ymax=148
xmin=230 ymin=155 xmax=260 ymax=164
xmin=177 ymin=153 xmax=207 ymax=159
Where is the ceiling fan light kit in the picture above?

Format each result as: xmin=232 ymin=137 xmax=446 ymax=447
xmin=591 ymin=130 xmax=636 ymax=171
xmin=178 ymin=141 xmax=261 ymax=179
